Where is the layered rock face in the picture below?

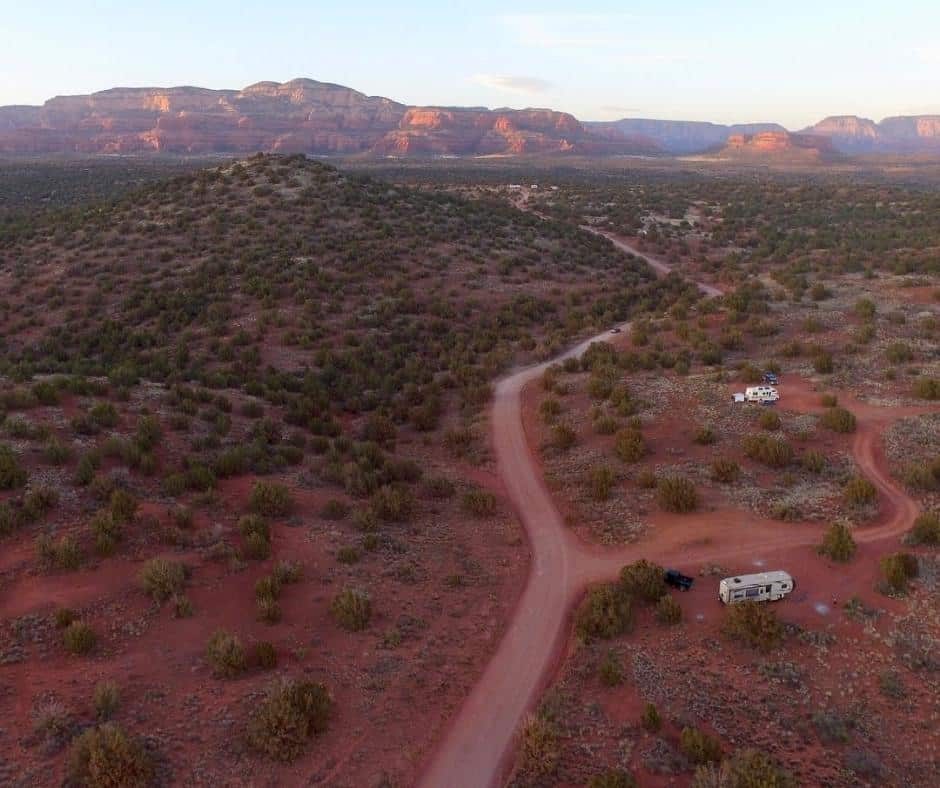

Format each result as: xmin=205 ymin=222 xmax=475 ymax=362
xmin=0 ymin=78 xmax=654 ymax=156
xmin=802 ymin=115 xmax=940 ymax=153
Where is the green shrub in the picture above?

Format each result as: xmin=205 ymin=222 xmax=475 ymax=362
xmin=722 ymin=602 xmax=783 ymax=650
xmin=249 ymin=481 xmax=293 ymax=516
xmin=818 ymin=522 xmax=856 ymax=562
xmin=656 ymin=595 xmax=683 ymax=625
xmin=246 ymin=678 xmax=332 ymax=761
xmin=172 ymin=594 xmax=193 ymax=618
xmin=589 ymin=465 xmax=615 ymax=501
xmin=54 ymin=607 xmax=75 ymax=628
xmin=907 ymin=510 xmax=940 ymax=546
xmin=820 ymin=393 xmax=838 ymax=407
xmin=206 ymin=629 xmax=246 ymax=678
xmin=67 ymin=723 xmax=153 ymax=788
xmin=551 ymin=423 xmax=577 ymax=450
xmin=518 ymin=714 xmax=559 ymax=778
xmin=820 ymin=407 xmax=856 ymax=433
xmin=680 ymin=727 xmax=723 ymax=764
xmin=43 ymin=437 xmax=73 ymax=465
xmin=257 ymin=594 xmax=282 ymax=624
xmin=336 ymin=545 xmax=361 ymax=564
xmin=110 ymin=489 xmax=138 ymax=523
xmin=813 ymin=352 xmax=834 ymax=374
xmin=593 ymin=414 xmax=619 ymax=435
xmin=879 ymin=552 xmax=918 ymax=594
xmin=913 ymin=378 xmax=940 ymax=400
xmin=93 ymin=681 xmax=120 ymax=721
xmin=330 ymin=588 xmax=371 ymax=631
xmin=370 ymin=485 xmax=414 ymax=522
xmin=0 ymin=443 xmax=27 ymax=489
xmin=37 ymin=534 xmax=83 ymax=570
xmin=656 ymin=475 xmax=699 ymax=513
xmin=575 ymin=584 xmax=633 ymax=641
xmin=254 ymin=641 xmax=278 ymax=670
xmin=641 ymin=702 xmax=662 ymax=732
xmin=801 ymin=450 xmax=826 ymax=473
xmin=90 ymin=511 xmax=121 ymax=556
xmin=422 ymin=476 xmax=455 ymax=499
xmin=539 ymin=397 xmax=562 ymax=422
xmin=598 ymin=649 xmax=623 ymax=686
xmin=711 ymin=457 xmax=740 ymax=483
xmin=758 ymin=410 xmax=781 ymax=431
xmin=461 ymin=488 xmax=497 ymax=517
xmin=854 ymin=298 xmax=876 ymax=319
xmin=63 ymin=621 xmax=96 ymax=655
xmin=843 ymin=476 xmax=877 ymax=506
xmin=89 ymin=402 xmax=118 ymax=427
xmin=692 ymin=749 xmax=796 ymax=788
xmin=614 ymin=427 xmax=646 ymax=462
xmin=636 ymin=468 xmax=658 ymax=489
xmin=588 ymin=769 xmax=637 ymax=788
xmin=139 ymin=558 xmax=187 ymax=602
xmin=742 ymin=435 xmax=793 ymax=468
xmin=619 ymin=559 xmax=665 ymax=603
xmin=22 ymin=486 xmax=59 ymax=522
xmin=694 ymin=425 xmax=717 ymax=445
xmin=272 ymin=560 xmax=303 ymax=585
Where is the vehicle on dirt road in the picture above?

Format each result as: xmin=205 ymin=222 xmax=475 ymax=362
xmin=665 ymin=569 xmax=694 ymax=591
xmin=744 ymin=385 xmax=779 ymax=404
xmin=762 ymin=371 xmax=779 ymax=385
xmin=719 ymin=571 xmax=794 ymax=604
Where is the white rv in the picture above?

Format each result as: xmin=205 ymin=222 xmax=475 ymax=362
xmin=744 ymin=385 xmax=779 ymax=404
xmin=719 ymin=571 xmax=794 ymax=605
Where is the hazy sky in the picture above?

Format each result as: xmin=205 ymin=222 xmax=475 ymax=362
xmin=2 ymin=1 xmax=939 ymax=127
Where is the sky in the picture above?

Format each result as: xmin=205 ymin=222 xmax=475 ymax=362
xmin=2 ymin=1 xmax=939 ymax=128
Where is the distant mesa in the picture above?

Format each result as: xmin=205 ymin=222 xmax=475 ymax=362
xmin=0 ymin=78 xmax=658 ymax=157
xmin=801 ymin=114 xmax=940 ymax=154
xmin=717 ymin=130 xmax=841 ymax=162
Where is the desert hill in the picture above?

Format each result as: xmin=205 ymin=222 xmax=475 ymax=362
xmin=0 ymin=78 xmax=657 ymax=157
xmin=802 ymin=114 xmax=940 ymax=154
xmin=717 ymin=130 xmax=841 ymax=162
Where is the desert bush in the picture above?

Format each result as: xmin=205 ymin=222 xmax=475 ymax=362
xmin=656 ymin=595 xmax=683 ymax=625
xmin=593 ymin=414 xmax=619 ymax=435
xmin=590 ymin=465 xmax=615 ymax=501
xmin=854 ymin=298 xmax=876 ymax=319
xmin=43 ymin=436 xmax=72 ymax=465
xmin=172 ymin=594 xmax=193 ymax=618
xmin=575 ymin=584 xmax=633 ymax=641
xmin=588 ymin=769 xmax=637 ymax=788
xmin=272 ymin=560 xmax=303 ymax=585
xmin=812 ymin=351 xmax=834 ymax=374
xmin=820 ymin=407 xmax=856 ymax=433
xmin=843 ymin=476 xmax=877 ymax=506
xmin=907 ymin=511 xmax=940 ymax=546
xmin=722 ymin=602 xmax=783 ymax=650
xmin=246 ymin=678 xmax=332 ymax=761
xmin=812 ymin=710 xmax=852 ymax=744
xmin=598 ymin=649 xmax=623 ymax=687
xmin=614 ymin=427 xmax=646 ymax=462
xmin=54 ymin=607 xmax=75 ymax=628
xmin=620 ymin=559 xmax=665 ymax=603
xmin=818 ymin=522 xmax=856 ymax=562
xmin=249 ymin=481 xmax=293 ymax=516
xmin=681 ymin=727 xmax=723 ymax=765
xmin=742 ymin=435 xmax=793 ymax=468
xmin=711 ymin=457 xmax=740 ymax=483
xmin=330 ymin=588 xmax=371 ymax=631
xmin=692 ymin=749 xmax=796 ymax=788
xmin=90 ymin=511 xmax=121 ymax=556
xmin=63 ymin=621 xmax=96 ymax=655
xmin=67 ymin=723 xmax=153 ymax=788
xmin=641 ymin=701 xmax=662 ymax=732
xmin=36 ymin=534 xmax=83 ymax=570
xmin=206 ymin=629 xmax=246 ymax=678
xmin=370 ymin=484 xmax=415 ymax=522
xmin=879 ymin=552 xmax=919 ymax=594
xmin=257 ymin=594 xmax=282 ymax=624
xmin=912 ymin=377 xmax=940 ymax=400
xmin=0 ymin=443 xmax=27 ymax=488
xmin=109 ymin=489 xmax=138 ymax=523
xmin=801 ymin=449 xmax=826 ymax=473
xmin=22 ymin=485 xmax=59 ymax=522
xmin=636 ymin=467 xmax=658 ymax=489
xmin=820 ymin=393 xmax=838 ymax=407
xmin=656 ymin=475 xmax=699 ymax=513
xmin=758 ymin=410 xmax=781 ymax=431
xmin=255 ymin=641 xmax=278 ymax=670
xmin=422 ymin=476 xmax=455 ymax=499
xmin=93 ymin=681 xmax=120 ymax=720
xmin=518 ymin=714 xmax=559 ymax=778
xmin=539 ymin=397 xmax=562 ymax=422
xmin=694 ymin=425 xmax=717 ymax=445
xmin=462 ymin=488 xmax=497 ymax=517
xmin=551 ymin=423 xmax=577 ymax=450
xmin=139 ymin=558 xmax=187 ymax=602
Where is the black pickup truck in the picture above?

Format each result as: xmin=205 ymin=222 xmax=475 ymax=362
xmin=665 ymin=569 xmax=694 ymax=591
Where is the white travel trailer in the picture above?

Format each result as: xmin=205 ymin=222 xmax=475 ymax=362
xmin=719 ymin=571 xmax=794 ymax=605
xmin=744 ymin=385 xmax=779 ymax=404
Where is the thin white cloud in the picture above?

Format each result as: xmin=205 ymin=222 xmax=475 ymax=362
xmin=470 ymin=74 xmax=554 ymax=95
xmin=913 ymin=46 xmax=940 ymax=64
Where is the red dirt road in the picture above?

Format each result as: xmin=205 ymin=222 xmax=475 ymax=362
xmin=417 ymin=229 xmax=927 ymax=788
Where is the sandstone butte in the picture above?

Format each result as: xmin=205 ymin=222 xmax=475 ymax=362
xmin=719 ymin=130 xmax=841 ymax=161
xmin=0 ymin=78 xmax=659 ymax=157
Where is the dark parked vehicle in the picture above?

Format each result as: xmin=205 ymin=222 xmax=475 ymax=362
xmin=665 ymin=569 xmax=694 ymax=591
xmin=762 ymin=372 xmax=779 ymax=385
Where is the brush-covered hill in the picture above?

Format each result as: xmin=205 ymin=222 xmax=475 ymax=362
xmin=0 ymin=154 xmax=698 ymax=785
